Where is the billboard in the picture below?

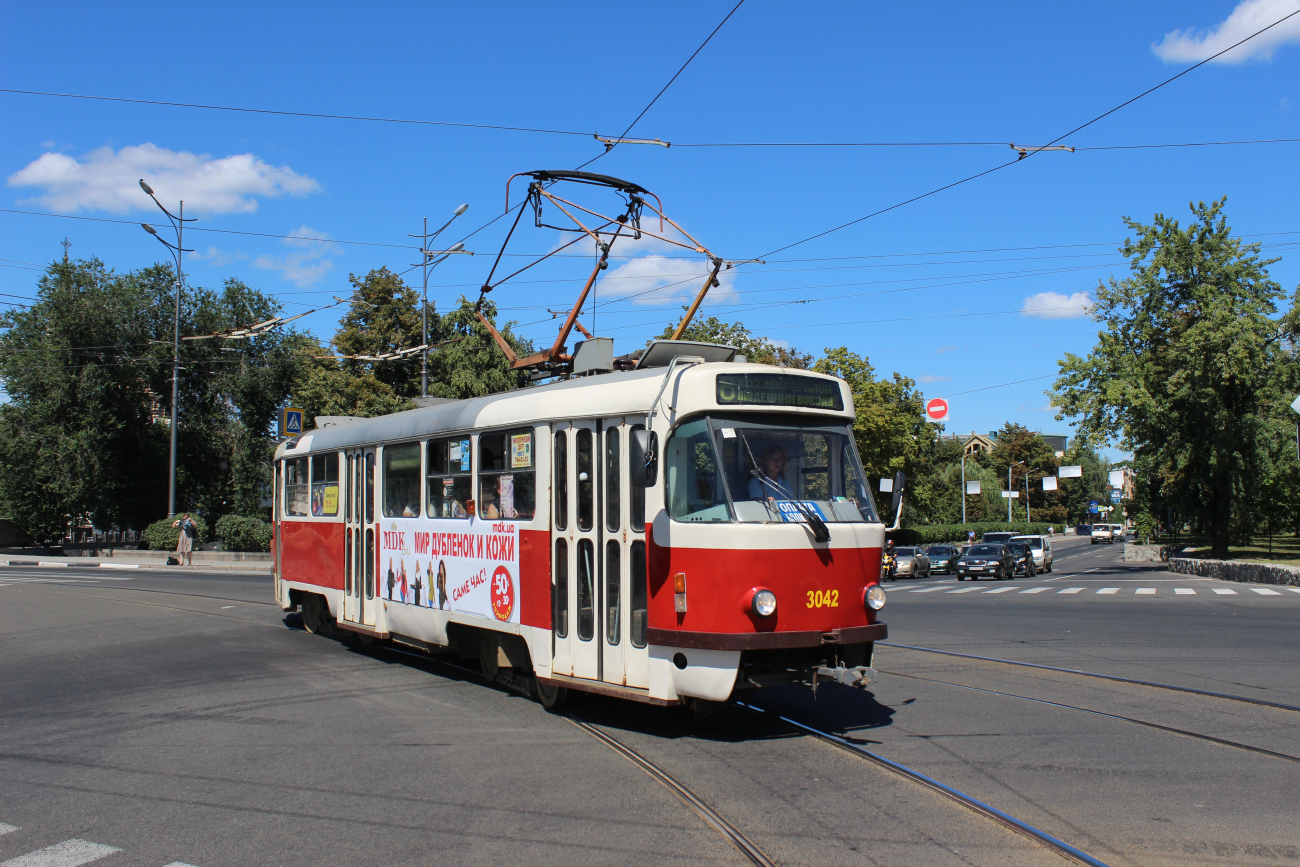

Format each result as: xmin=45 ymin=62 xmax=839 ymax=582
xmin=378 ymin=517 xmax=519 ymax=623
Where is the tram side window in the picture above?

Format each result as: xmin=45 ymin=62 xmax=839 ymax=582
xmin=311 ymin=453 xmax=340 ymax=517
xmin=382 ymin=443 xmax=422 ymax=518
xmin=285 ymin=457 xmax=309 ymax=516
xmin=478 ymin=430 xmax=536 ymax=520
xmin=630 ymin=540 xmax=647 ymax=648
xmin=554 ymin=430 xmax=568 ymax=531
xmin=427 ymin=437 xmax=472 ymax=519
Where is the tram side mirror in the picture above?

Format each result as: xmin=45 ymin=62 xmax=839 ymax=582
xmin=631 ymin=429 xmax=658 ymax=487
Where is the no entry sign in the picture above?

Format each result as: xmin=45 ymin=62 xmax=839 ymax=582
xmin=925 ymin=397 xmax=949 ymax=423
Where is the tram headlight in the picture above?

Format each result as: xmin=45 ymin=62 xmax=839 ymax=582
xmin=751 ymin=589 xmax=777 ymax=618
xmin=865 ymin=584 xmax=887 ymax=611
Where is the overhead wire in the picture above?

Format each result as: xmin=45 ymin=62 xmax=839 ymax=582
xmin=752 ymin=5 xmax=1300 ymax=259
xmin=576 ymin=0 xmax=745 ymax=169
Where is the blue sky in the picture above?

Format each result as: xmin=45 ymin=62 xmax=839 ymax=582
xmin=3 ymin=1 xmax=1299 ymax=455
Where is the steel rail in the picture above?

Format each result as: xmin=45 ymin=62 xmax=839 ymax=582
xmin=567 ymin=717 xmax=777 ymax=867
xmin=735 ymin=702 xmax=1113 ymax=867
xmin=877 ymin=669 xmax=1300 ymax=764
xmin=879 ymin=642 xmax=1300 ymax=713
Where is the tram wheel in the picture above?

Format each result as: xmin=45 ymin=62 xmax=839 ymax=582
xmin=301 ymin=594 xmax=324 ymax=634
xmin=535 ymin=678 xmax=569 ymax=711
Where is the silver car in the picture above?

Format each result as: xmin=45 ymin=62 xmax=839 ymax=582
xmin=894 ymin=546 xmax=931 ymax=578
xmin=1010 ymin=535 xmax=1053 ymax=572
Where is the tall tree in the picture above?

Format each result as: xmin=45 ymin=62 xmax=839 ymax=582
xmin=1053 ymin=199 xmax=1299 ymax=557
xmin=988 ymin=422 xmax=1062 ymax=522
xmin=332 ymin=267 xmax=423 ymax=397
xmin=426 ymin=299 xmax=532 ymax=399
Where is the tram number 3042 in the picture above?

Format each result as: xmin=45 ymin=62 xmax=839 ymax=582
xmin=806 ymin=589 xmax=840 ymax=608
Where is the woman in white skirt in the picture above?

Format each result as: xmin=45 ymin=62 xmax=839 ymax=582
xmin=171 ymin=513 xmax=195 ymax=566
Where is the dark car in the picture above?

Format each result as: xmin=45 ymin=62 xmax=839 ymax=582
xmin=926 ymin=545 xmax=959 ymax=574
xmin=981 ymin=531 xmax=1016 ymax=545
xmin=1006 ymin=541 xmax=1037 ymax=576
xmin=955 ymin=544 xmax=1016 ymax=581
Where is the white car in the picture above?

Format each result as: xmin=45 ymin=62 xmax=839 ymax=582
xmin=1091 ymin=524 xmax=1114 ymax=544
xmin=1010 ymin=535 xmax=1053 ymax=572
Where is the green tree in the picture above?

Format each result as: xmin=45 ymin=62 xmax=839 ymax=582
xmin=290 ymin=335 xmax=414 ymax=425
xmin=987 ymin=423 xmax=1062 ymax=522
xmin=427 ymin=298 xmax=532 ymax=399
xmin=1053 ymin=199 xmax=1299 ymax=557
xmin=332 ymin=267 xmax=423 ymax=397
xmin=658 ymin=312 xmax=814 ymax=368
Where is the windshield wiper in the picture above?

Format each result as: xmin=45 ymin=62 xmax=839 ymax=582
xmin=737 ymin=430 xmax=831 ymax=543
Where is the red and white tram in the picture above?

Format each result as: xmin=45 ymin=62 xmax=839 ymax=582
xmin=272 ymin=340 xmax=888 ymax=708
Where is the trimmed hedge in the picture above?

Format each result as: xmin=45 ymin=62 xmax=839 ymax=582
xmin=144 ymin=514 xmax=208 ymax=550
xmin=215 ymin=515 xmax=273 ymax=552
xmin=889 ymin=522 xmax=1056 ymax=546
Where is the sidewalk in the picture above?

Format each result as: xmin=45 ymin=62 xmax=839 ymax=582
xmin=0 ymin=551 xmax=272 ymax=572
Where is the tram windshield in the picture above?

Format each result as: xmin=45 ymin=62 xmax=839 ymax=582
xmin=665 ymin=415 xmax=879 ymax=524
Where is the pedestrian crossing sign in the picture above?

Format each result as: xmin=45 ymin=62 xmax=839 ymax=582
xmin=281 ymin=407 xmax=304 ymax=437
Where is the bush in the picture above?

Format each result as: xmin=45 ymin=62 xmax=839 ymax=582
xmin=144 ymin=514 xmax=208 ymax=550
xmin=215 ymin=514 xmax=272 ymax=552
xmin=889 ymin=522 xmax=1056 ymax=546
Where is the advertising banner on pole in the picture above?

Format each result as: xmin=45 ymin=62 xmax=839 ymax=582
xmin=1042 ymin=476 xmax=1058 ymax=491
xmin=1109 ymin=469 xmax=1126 ymax=489
xmin=965 ymin=480 xmax=981 ymax=494
xmin=1059 ymin=465 xmax=1083 ymax=478
xmin=1000 ymin=490 xmax=1020 ymax=498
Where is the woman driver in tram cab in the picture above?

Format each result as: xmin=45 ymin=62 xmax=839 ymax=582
xmin=748 ymin=444 xmax=789 ymax=501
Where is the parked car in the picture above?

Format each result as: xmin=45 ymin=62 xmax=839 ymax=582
xmin=926 ymin=545 xmax=959 ymax=575
xmin=1091 ymin=524 xmax=1115 ymax=545
xmin=982 ymin=531 xmax=1016 ymax=545
xmin=1006 ymin=541 xmax=1037 ymax=576
xmin=1109 ymin=524 xmax=1127 ymax=541
xmin=893 ymin=546 xmax=931 ymax=578
xmin=1010 ymin=534 xmax=1053 ymax=572
xmin=955 ymin=544 xmax=1016 ymax=581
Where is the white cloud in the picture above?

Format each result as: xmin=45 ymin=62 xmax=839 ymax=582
xmin=553 ymin=231 xmax=738 ymax=307
xmin=7 ymin=143 xmax=320 ymax=214
xmin=1021 ymin=291 xmax=1092 ymax=319
xmin=254 ymin=226 xmax=336 ymax=287
xmin=917 ymin=374 xmax=951 ymax=383
xmin=1153 ymin=0 xmax=1300 ymax=64
xmin=188 ymin=246 xmax=243 ymax=267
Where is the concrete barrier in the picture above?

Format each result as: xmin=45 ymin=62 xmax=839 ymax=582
xmin=1124 ymin=543 xmax=1186 ymax=562
xmin=1167 ymin=558 xmax=1300 ymax=587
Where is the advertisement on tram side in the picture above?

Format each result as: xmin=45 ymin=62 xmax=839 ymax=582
xmin=378 ymin=518 xmax=519 ymax=623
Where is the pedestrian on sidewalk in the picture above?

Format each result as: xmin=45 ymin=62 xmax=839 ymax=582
xmin=171 ymin=513 xmax=195 ymax=566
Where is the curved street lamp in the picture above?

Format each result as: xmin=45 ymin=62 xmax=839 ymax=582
xmin=139 ymin=179 xmax=195 ymax=518
xmin=409 ymin=205 xmax=469 ymax=398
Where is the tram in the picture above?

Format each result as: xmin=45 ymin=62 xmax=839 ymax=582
xmin=272 ymin=339 xmax=889 ymax=709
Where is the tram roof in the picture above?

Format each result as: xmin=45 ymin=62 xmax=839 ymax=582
xmin=275 ymin=362 xmax=850 ymax=458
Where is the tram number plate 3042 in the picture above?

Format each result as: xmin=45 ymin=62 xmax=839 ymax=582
xmin=807 ymin=589 xmax=839 ymax=608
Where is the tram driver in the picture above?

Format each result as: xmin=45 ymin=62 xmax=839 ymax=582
xmin=748 ymin=444 xmax=789 ymax=501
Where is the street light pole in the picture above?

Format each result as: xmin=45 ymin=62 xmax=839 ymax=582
xmin=1008 ymin=460 xmax=1025 ymax=522
xmin=139 ymin=179 xmax=194 ymax=517
xmin=409 ymin=204 xmax=468 ymax=398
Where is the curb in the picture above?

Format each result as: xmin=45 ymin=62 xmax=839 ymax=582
xmin=1167 ymin=557 xmax=1300 ymax=587
xmin=0 ymin=559 xmax=269 ymax=572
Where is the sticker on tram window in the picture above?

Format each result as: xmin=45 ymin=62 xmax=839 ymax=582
xmin=774 ymin=500 xmax=828 ymax=523
xmin=322 ymin=485 xmax=339 ymax=515
xmin=510 ymin=433 xmax=532 ymax=469
xmin=459 ymin=439 xmax=471 ymax=472
xmin=378 ymin=517 xmax=520 ymax=624
xmin=720 ymin=427 xmax=736 ymax=439
xmin=716 ymin=373 xmax=844 ymax=411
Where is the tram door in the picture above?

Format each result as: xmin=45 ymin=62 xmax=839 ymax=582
xmin=551 ymin=422 xmax=598 ymax=680
xmin=343 ymin=448 xmax=377 ymax=628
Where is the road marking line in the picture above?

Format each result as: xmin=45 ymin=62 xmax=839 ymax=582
xmin=221 ymin=605 xmax=237 ymax=609
xmin=1212 ymin=588 xmax=1238 ymax=595
xmin=1174 ymin=588 xmax=1196 ymax=595
xmin=1058 ymin=588 xmax=1084 ymax=594
xmin=97 ymin=564 xmax=139 ymax=569
xmin=983 ymin=587 xmax=1016 ymax=593
xmin=908 ymin=587 xmax=946 ymax=593
xmin=1288 ymin=588 xmax=1300 ymax=594
xmin=1251 ymin=588 xmax=1283 ymax=595
xmin=0 ymin=824 xmax=17 ymax=835
xmin=35 ymin=562 xmax=69 ymax=568
xmin=1097 ymin=588 xmax=1120 ymax=594
xmin=162 ymin=863 xmax=201 ymax=867
xmin=1018 ymin=587 xmax=1049 ymax=593
xmin=947 ymin=587 xmax=984 ymax=593
xmin=1136 ymin=588 xmax=1157 ymax=595
xmin=0 ymin=839 xmax=121 ymax=866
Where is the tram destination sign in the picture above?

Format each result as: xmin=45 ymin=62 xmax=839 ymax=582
xmin=716 ymin=373 xmax=844 ymax=411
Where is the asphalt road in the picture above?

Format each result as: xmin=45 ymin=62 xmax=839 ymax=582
xmin=2 ymin=537 xmax=1296 ymax=866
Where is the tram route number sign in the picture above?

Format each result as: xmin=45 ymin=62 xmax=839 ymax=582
xmin=716 ymin=373 xmax=844 ymax=411
xmin=774 ymin=500 xmax=828 ymax=523
xmin=925 ymin=397 xmax=949 ymax=423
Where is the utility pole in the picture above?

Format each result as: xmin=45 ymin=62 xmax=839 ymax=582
xmin=409 ymin=204 xmax=469 ymax=398
xmin=961 ymin=453 xmax=966 ymax=525
xmin=139 ymin=180 xmax=194 ymax=517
